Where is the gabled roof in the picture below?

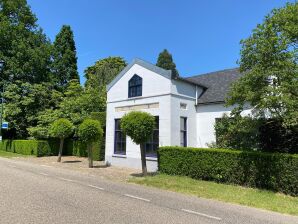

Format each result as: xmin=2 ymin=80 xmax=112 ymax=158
xmin=186 ymin=68 xmax=243 ymax=104
xmin=106 ymin=58 xmax=206 ymax=91
xmin=107 ymin=58 xmax=172 ymax=91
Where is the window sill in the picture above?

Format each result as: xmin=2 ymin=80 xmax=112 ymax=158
xmin=146 ymin=157 xmax=157 ymax=161
xmin=112 ymin=154 xmax=127 ymax=158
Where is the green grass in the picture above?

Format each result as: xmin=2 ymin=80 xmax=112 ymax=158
xmin=130 ymin=174 xmax=298 ymax=216
xmin=0 ymin=150 xmax=30 ymax=158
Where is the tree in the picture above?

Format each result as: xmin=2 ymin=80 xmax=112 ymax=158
xmin=0 ymin=0 xmax=52 ymax=84
xmin=120 ymin=111 xmax=155 ymax=175
xmin=78 ymin=119 xmax=103 ymax=168
xmin=53 ymin=25 xmax=79 ymax=89
xmin=4 ymin=81 xmax=62 ymax=138
xmin=49 ymin=118 xmax=73 ymax=162
xmin=84 ymin=57 xmax=126 ymax=90
xmin=226 ymin=2 xmax=298 ymax=127
xmin=156 ymin=49 xmax=179 ymax=78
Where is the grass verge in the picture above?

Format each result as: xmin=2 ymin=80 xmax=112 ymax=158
xmin=0 ymin=150 xmax=30 ymax=158
xmin=129 ymin=174 xmax=298 ymax=216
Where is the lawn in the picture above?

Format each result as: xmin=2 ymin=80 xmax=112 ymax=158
xmin=0 ymin=150 xmax=30 ymax=158
xmin=130 ymin=174 xmax=298 ymax=216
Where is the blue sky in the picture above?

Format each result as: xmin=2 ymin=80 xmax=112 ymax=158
xmin=28 ymin=0 xmax=293 ymax=84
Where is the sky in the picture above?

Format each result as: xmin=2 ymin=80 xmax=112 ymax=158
xmin=28 ymin=0 xmax=294 ymax=84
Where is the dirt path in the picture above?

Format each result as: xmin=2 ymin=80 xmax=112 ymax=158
xmin=13 ymin=156 xmax=140 ymax=182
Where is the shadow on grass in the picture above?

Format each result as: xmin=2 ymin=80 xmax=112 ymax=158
xmin=130 ymin=172 xmax=158 ymax=178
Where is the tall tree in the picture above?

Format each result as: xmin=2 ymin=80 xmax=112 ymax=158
xmin=0 ymin=0 xmax=52 ymax=84
xmin=53 ymin=25 xmax=79 ymax=89
xmin=84 ymin=57 xmax=126 ymax=90
xmin=226 ymin=2 xmax=298 ymax=127
xmin=156 ymin=49 xmax=179 ymax=78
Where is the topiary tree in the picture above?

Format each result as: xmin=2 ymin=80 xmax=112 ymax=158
xmin=78 ymin=119 xmax=103 ymax=168
xmin=120 ymin=111 xmax=155 ymax=175
xmin=50 ymin=118 xmax=74 ymax=162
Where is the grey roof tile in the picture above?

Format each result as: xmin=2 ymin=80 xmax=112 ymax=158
xmin=186 ymin=68 xmax=243 ymax=104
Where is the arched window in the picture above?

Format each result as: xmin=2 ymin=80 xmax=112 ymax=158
xmin=128 ymin=75 xmax=142 ymax=98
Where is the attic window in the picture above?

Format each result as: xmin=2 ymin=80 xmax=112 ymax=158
xmin=128 ymin=75 xmax=142 ymax=98
xmin=180 ymin=103 xmax=187 ymax=110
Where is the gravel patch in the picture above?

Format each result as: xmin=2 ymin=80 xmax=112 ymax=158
xmin=13 ymin=156 xmax=140 ymax=182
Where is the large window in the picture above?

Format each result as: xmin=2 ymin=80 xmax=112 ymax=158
xmin=128 ymin=75 xmax=142 ymax=98
xmin=180 ymin=117 xmax=187 ymax=147
xmin=114 ymin=119 xmax=126 ymax=154
xmin=144 ymin=116 xmax=159 ymax=157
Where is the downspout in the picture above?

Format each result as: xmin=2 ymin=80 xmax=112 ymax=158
xmin=195 ymin=85 xmax=198 ymax=106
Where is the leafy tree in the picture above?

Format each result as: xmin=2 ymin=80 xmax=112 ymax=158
xmin=212 ymin=112 xmax=261 ymax=150
xmin=78 ymin=119 xmax=103 ymax=168
xmin=0 ymin=0 xmax=52 ymax=84
xmin=226 ymin=2 xmax=298 ymax=127
xmin=120 ymin=111 xmax=155 ymax=175
xmin=156 ymin=49 xmax=179 ymax=78
xmin=50 ymin=118 xmax=73 ymax=162
xmin=52 ymin=25 xmax=79 ymax=89
xmin=29 ymin=79 xmax=106 ymax=139
xmin=84 ymin=57 xmax=126 ymax=90
xmin=4 ymin=81 xmax=62 ymax=138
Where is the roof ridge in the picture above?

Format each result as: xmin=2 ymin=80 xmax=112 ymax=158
xmin=187 ymin=67 xmax=239 ymax=79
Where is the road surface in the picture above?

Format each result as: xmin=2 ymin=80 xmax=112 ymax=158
xmin=0 ymin=157 xmax=297 ymax=224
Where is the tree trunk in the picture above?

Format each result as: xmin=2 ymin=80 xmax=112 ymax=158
xmin=88 ymin=144 xmax=93 ymax=168
xmin=57 ymin=138 xmax=64 ymax=162
xmin=140 ymin=144 xmax=147 ymax=176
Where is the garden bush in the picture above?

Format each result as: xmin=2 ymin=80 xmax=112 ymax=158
xmin=158 ymin=146 xmax=298 ymax=196
xmin=0 ymin=140 xmax=51 ymax=157
xmin=47 ymin=139 xmax=102 ymax=161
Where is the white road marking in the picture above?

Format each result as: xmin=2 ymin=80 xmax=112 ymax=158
xmin=41 ymin=165 xmax=52 ymax=168
xmin=181 ymin=209 xmax=222 ymax=221
xmin=39 ymin=173 xmax=49 ymax=176
xmin=124 ymin=194 xmax=150 ymax=202
xmin=58 ymin=177 xmax=75 ymax=182
xmin=87 ymin=184 xmax=104 ymax=190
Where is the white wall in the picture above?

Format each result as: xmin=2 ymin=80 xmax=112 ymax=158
xmin=107 ymin=64 xmax=171 ymax=103
xmin=196 ymin=103 xmax=251 ymax=147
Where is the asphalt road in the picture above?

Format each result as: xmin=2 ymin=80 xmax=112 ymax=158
xmin=0 ymin=157 xmax=297 ymax=224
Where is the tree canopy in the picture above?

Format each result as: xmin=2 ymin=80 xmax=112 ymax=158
xmin=84 ymin=57 xmax=126 ymax=90
xmin=156 ymin=49 xmax=179 ymax=78
xmin=226 ymin=2 xmax=298 ymax=127
xmin=52 ymin=25 xmax=79 ymax=89
xmin=0 ymin=0 xmax=52 ymax=84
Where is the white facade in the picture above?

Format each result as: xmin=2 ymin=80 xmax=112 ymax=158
xmin=105 ymin=59 xmax=250 ymax=171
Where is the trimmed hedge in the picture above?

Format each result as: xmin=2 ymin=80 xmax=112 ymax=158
xmin=158 ymin=146 xmax=298 ymax=196
xmin=47 ymin=139 xmax=102 ymax=161
xmin=0 ymin=140 xmax=51 ymax=157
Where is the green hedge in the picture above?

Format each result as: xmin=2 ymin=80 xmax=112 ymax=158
xmin=47 ymin=139 xmax=102 ymax=161
xmin=158 ymin=146 xmax=298 ymax=196
xmin=0 ymin=140 xmax=51 ymax=157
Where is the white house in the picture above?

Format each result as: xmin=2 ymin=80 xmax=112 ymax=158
xmin=105 ymin=58 xmax=251 ymax=171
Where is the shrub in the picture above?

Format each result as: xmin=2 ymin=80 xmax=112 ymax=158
xmin=78 ymin=119 xmax=103 ymax=167
xmin=0 ymin=140 xmax=51 ymax=157
xmin=158 ymin=146 xmax=298 ymax=196
xmin=121 ymin=111 xmax=155 ymax=175
xmin=214 ymin=115 xmax=298 ymax=153
xmin=50 ymin=118 xmax=74 ymax=162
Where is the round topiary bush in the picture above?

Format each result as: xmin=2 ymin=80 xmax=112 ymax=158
xmin=78 ymin=119 xmax=103 ymax=168
xmin=120 ymin=111 xmax=155 ymax=175
xmin=50 ymin=118 xmax=74 ymax=162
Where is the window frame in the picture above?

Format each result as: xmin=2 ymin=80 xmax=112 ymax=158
xmin=180 ymin=117 xmax=187 ymax=147
xmin=128 ymin=74 xmax=142 ymax=98
xmin=114 ymin=119 xmax=126 ymax=155
xmin=143 ymin=116 xmax=159 ymax=157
